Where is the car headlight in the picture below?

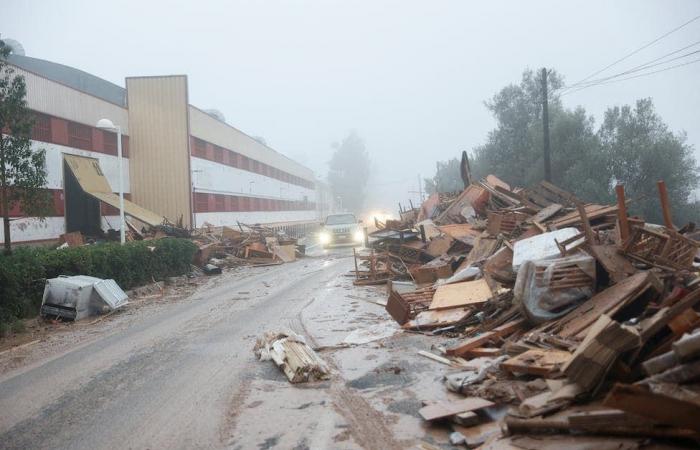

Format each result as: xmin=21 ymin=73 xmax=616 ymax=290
xmin=319 ymin=231 xmax=331 ymax=244
xmin=353 ymin=229 xmax=365 ymax=242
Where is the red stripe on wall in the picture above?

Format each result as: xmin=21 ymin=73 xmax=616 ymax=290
xmin=30 ymin=111 xmax=129 ymax=158
xmin=0 ymin=188 xmax=131 ymax=218
xmin=190 ymin=136 xmax=314 ymax=190
xmin=193 ymin=192 xmax=316 ymax=213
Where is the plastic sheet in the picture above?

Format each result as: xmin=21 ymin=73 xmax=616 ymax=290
xmin=514 ymin=254 xmax=595 ymax=325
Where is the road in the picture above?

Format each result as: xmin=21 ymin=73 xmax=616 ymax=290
xmin=0 ymin=249 xmax=447 ymax=449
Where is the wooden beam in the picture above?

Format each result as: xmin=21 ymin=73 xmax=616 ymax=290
xmin=615 ymin=184 xmax=630 ymax=242
xmin=657 ymin=180 xmax=674 ymax=229
xmin=446 ymin=319 xmax=524 ymax=356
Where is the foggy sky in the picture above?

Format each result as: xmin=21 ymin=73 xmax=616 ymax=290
xmin=3 ymin=0 xmax=699 ymax=212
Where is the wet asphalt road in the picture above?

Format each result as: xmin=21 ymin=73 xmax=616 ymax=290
xmin=0 ymin=249 xmax=378 ymax=450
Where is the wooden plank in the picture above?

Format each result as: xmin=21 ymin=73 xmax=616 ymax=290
xmin=464 ymin=347 xmax=502 ymax=358
xmin=549 ymin=204 xmax=618 ymax=229
xmin=639 ymin=287 xmax=700 ymax=342
xmin=528 ymin=203 xmax=563 ymax=224
xmin=417 ymin=350 xmax=453 ymax=366
xmin=501 ymin=348 xmax=571 ymax=377
xmin=446 ymin=319 xmax=524 ymax=356
xmin=429 ymin=279 xmax=492 ymax=310
xmin=451 ymin=421 xmax=502 ymax=447
xmin=419 ymin=397 xmax=494 ymax=421
xmin=562 ymin=315 xmax=640 ymax=393
xmin=552 ymin=272 xmax=658 ymax=338
xmin=603 ymin=383 xmax=700 ymax=432
xmin=588 ymin=244 xmax=637 ymax=284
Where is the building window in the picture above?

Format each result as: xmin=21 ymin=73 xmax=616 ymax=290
xmin=31 ymin=113 xmax=52 ymax=142
xmin=193 ymin=138 xmax=206 ymax=157
xmin=230 ymin=196 xmax=239 ymax=211
xmin=67 ymin=121 xmax=92 ymax=150
xmin=240 ymin=197 xmax=250 ymax=211
xmin=103 ymin=130 xmax=118 ymax=155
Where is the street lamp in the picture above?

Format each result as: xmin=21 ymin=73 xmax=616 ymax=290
xmin=96 ymin=118 xmax=125 ymax=244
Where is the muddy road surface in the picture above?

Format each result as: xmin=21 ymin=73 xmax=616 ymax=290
xmin=0 ymin=248 xmax=449 ymax=449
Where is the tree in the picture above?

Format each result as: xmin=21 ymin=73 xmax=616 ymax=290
xmin=424 ymin=158 xmax=462 ymax=194
xmin=599 ymin=98 xmax=698 ymax=224
xmin=0 ymin=40 xmax=49 ymax=254
xmin=327 ymin=131 xmax=370 ymax=213
xmin=471 ymin=68 xmax=612 ymax=204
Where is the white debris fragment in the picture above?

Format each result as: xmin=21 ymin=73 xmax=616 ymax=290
xmin=254 ymin=330 xmax=330 ymax=383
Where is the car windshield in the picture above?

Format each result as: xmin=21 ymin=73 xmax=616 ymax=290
xmin=325 ymin=214 xmax=356 ymax=225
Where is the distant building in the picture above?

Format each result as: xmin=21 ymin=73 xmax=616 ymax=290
xmin=2 ymin=50 xmax=324 ymax=243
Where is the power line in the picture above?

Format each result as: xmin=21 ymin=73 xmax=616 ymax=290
xmin=561 ymin=56 xmax=700 ymax=96
xmin=558 ymin=14 xmax=700 ymax=95
xmin=567 ymin=47 xmax=700 ymax=90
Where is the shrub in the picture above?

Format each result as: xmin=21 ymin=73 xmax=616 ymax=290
xmin=0 ymin=238 xmax=197 ymax=328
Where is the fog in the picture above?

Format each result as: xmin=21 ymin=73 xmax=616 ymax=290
xmin=3 ymin=0 xmax=699 ymax=211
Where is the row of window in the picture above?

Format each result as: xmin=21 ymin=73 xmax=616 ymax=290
xmin=30 ymin=111 xmax=128 ymax=157
xmin=191 ymin=137 xmax=314 ymax=190
xmin=194 ymin=192 xmax=316 ymax=213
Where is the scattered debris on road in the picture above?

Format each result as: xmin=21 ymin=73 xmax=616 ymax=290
xmin=351 ymin=164 xmax=700 ymax=447
xmin=254 ymin=330 xmax=331 ymax=383
xmin=190 ymin=222 xmax=306 ymax=271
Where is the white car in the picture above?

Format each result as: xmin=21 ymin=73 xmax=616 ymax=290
xmin=319 ymin=213 xmax=365 ymax=248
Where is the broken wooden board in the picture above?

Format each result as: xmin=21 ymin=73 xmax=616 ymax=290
xmin=603 ymin=383 xmax=700 ymax=433
xmin=464 ymin=236 xmax=501 ymax=267
xmin=548 ymin=204 xmax=618 ymax=229
xmin=446 ymin=319 xmax=524 ymax=356
xmin=561 ymin=315 xmax=640 ymax=393
xmin=451 ymin=421 xmax=502 ymax=448
xmin=464 ymin=347 xmax=502 ymax=358
xmin=419 ymin=397 xmax=494 ymax=421
xmin=429 ymin=279 xmax=492 ymax=310
xmin=425 ymin=234 xmax=454 ymax=258
xmin=527 ymin=203 xmax=563 ymax=224
xmin=437 ymin=223 xmax=480 ymax=245
xmin=501 ymin=348 xmax=572 ymax=377
xmin=588 ymin=244 xmax=637 ymax=284
xmin=254 ymin=331 xmax=330 ymax=383
xmin=402 ymin=307 xmax=471 ymax=330
xmin=542 ymin=271 xmax=660 ymax=339
xmin=436 ymin=184 xmax=490 ymax=223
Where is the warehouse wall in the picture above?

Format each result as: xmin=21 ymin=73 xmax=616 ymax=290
xmin=1 ymin=66 xmax=130 ymax=243
xmin=189 ymin=106 xmax=318 ymax=227
xmin=126 ymin=76 xmax=192 ymax=227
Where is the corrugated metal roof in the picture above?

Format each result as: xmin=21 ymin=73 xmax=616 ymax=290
xmin=7 ymin=54 xmax=126 ymax=106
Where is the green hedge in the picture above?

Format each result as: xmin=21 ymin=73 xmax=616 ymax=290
xmin=0 ymin=238 xmax=197 ymax=326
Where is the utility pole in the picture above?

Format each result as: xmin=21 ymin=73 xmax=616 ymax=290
xmin=418 ymin=174 xmax=423 ymax=202
xmin=541 ymin=67 xmax=552 ymax=182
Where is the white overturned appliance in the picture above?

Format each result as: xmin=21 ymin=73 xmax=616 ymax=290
xmin=40 ymin=275 xmax=129 ymax=321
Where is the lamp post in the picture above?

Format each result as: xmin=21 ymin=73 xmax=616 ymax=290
xmin=96 ymin=118 xmax=125 ymax=244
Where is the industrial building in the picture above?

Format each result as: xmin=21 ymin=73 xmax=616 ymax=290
xmin=1 ymin=47 xmax=331 ymax=244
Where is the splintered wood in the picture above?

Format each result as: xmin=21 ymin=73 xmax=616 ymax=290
xmin=368 ymin=175 xmax=700 ymax=444
xmin=418 ymin=397 xmax=494 ymax=421
xmin=254 ymin=331 xmax=330 ymax=383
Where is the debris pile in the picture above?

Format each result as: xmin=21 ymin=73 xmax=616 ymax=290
xmin=190 ymin=222 xmax=303 ymax=271
xmin=254 ymin=330 xmax=330 ymax=383
xmin=59 ymin=218 xmax=305 ymax=272
xmin=364 ymin=166 xmax=700 ymax=446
